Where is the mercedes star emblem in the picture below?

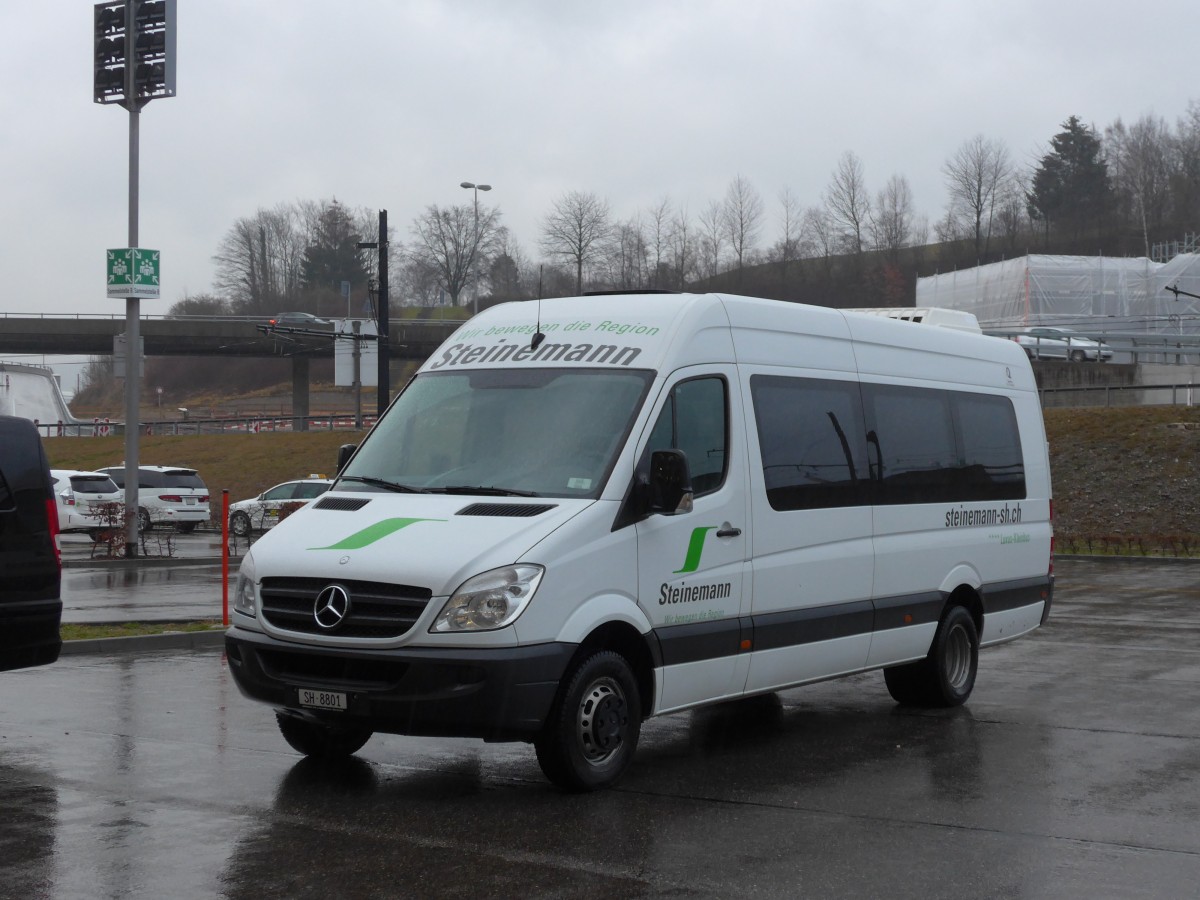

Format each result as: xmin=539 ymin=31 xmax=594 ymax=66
xmin=313 ymin=584 xmax=351 ymax=630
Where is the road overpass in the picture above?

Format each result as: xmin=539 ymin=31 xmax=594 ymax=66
xmin=0 ymin=313 xmax=462 ymax=426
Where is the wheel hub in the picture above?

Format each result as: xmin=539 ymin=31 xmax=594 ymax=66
xmin=577 ymin=678 xmax=626 ymax=764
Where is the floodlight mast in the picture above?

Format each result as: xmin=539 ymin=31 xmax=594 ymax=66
xmin=93 ymin=0 xmax=177 ymax=556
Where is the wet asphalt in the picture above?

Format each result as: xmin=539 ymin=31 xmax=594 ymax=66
xmin=1 ymin=557 xmax=1197 ymax=898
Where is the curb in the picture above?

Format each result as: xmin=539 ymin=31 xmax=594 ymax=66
xmin=1056 ymin=554 xmax=1200 ymax=565
xmin=60 ymin=629 xmax=227 ymax=656
xmin=62 ymin=556 xmax=239 ymax=570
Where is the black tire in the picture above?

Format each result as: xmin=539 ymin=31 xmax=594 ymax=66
xmin=884 ymin=605 xmax=979 ymax=708
xmin=137 ymin=508 xmax=152 ymax=532
xmin=535 ymin=650 xmax=642 ymax=791
xmin=230 ymin=511 xmax=251 ymax=537
xmin=275 ymin=712 xmax=372 ymax=760
xmin=176 ymin=522 xmax=198 ymax=534
xmin=88 ymin=529 xmax=105 ymax=542
xmin=1070 ymin=349 xmax=1086 ymax=362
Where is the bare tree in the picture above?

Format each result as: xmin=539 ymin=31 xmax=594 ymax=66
xmin=942 ymin=135 xmax=1014 ymax=259
xmin=1106 ymin=114 xmax=1174 ymax=257
xmin=722 ymin=175 xmax=764 ymax=272
xmin=1175 ymin=100 xmax=1200 ymax=227
xmin=647 ymin=197 xmax=673 ymax=288
xmin=540 ymin=191 xmax=611 ymax=295
xmin=803 ymin=205 xmax=837 ymax=276
xmin=606 ymin=214 xmax=649 ymax=290
xmin=773 ymin=186 xmax=806 ymax=291
xmin=870 ymin=174 xmax=914 ymax=257
xmin=668 ymin=207 xmax=695 ymax=290
xmin=409 ymin=201 xmax=502 ymax=306
xmin=824 ymin=151 xmax=871 ymax=254
xmin=697 ymin=199 xmax=726 ymax=280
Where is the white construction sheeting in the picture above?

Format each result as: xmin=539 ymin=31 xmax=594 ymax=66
xmin=916 ymin=254 xmax=1200 ymax=337
xmin=0 ymin=361 xmax=84 ymax=430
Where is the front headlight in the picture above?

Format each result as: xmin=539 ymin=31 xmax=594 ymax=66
xmin=431 ymin=564 xmax=544 ymax=633
xmin=233 ymin=553 xmax=257 ymax=617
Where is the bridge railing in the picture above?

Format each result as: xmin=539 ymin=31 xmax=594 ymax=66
xmin=36 ymin=414 xmax=376 ymax=439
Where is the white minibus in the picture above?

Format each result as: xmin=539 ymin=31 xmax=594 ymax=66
xmin=226 ymin=293 xmax=1053 ymax=790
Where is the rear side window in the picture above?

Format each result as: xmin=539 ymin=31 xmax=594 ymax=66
xmin=293 ymin=483 xmax=330 ymax=500
xmin=862 ymin=385 xmax=1025 ymax=503
xmin=750 ymin=375 xmax=870 ymax=511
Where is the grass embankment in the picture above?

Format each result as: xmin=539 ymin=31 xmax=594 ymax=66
xmin=46 ymin=403 xmax=1200 ymax=557
xmin=61 ymin=621 xmax=223 ymax=641
xmin=1044 ymin=405 xmax=1200 ymax=557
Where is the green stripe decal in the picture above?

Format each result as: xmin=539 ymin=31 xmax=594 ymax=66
xmin=674 ymin=526 xmax=717 ymax=574
xmin=310 ymin=517 xmax=443 ymax=550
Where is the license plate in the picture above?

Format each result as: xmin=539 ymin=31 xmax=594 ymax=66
xmin=298 ymin=689 xmax=347 ymax=711
xmin=184 ymin=497 xmax=196 ymax=505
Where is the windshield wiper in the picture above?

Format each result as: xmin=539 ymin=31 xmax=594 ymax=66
xmin=431 ymin=485 xmax=541 ymax=497
xmin=338 ymin=475 xmax=430 ymax=494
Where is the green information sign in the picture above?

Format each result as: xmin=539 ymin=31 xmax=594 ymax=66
xmin=107 ymin=248 xmax=160 ymax=299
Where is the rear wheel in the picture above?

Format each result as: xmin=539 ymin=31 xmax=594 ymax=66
xmin=230 ymin=511 xmax=251 ymax=537
xmin=137 ymin=508 xmax=151 ymax=532
xmin=535 ymin=650 xmax=641 ymax=791
xmin=275 ymin=712 xmax=372 ymax=760
xmin=884 ymin=605 xmax=978 ymax=707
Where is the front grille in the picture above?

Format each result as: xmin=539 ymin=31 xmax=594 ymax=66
xmin=260 ymin=577 xmax=432 ymax=639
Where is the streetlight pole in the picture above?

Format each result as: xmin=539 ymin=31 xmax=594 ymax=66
xmin=460 ymin=181 xmax=491 ymax=315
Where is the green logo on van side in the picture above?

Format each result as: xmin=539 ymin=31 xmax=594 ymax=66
xmin=674 ymin=526 xmax=717 ymax=574
xmin=309 ymin=517 xmax=444 ymax=551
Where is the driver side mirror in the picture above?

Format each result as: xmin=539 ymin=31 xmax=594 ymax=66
xmin=647 ymin=449 xmax=693 ymax=515
xmin=337 ymin=442 xmax=357 ymax=474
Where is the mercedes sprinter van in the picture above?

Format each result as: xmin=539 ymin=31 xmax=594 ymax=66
xmin=226 ymin=293 xmax=1053 ymax=790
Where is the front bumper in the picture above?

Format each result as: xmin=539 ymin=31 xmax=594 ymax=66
xmin=225 ymin=625 xmax=576 ymax=742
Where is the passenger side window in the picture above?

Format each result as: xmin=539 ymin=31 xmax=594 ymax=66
xmin=865 ymin=386 xmax=958 ymax=504
xmin=646 ymin=376 xmax=728 ymax=495
xmin=750 ymin=375 xmax=870 ymax=510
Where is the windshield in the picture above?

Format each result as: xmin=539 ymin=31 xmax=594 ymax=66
xmin=340 ymin=368 xmax=654 ymax=498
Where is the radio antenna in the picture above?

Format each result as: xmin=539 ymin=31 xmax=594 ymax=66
xmin=531 ymin=265 xmax=546 ymax=349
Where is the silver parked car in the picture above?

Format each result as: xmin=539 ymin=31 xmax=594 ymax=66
xmin=1013 ymin=327 xmax=1112 ymax=362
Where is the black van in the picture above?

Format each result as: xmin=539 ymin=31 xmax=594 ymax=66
xmin=0 ymin=416 xmax=62 ymax=671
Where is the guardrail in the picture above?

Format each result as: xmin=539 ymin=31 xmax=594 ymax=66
xmin=1038 ymin=382 xmax=1198 ymax=408
xmin=36 ymin=414 xmax=375 ymax=439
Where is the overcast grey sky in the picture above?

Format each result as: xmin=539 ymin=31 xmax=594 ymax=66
xmin=4 ymin=0 xmax=1200 ymax=325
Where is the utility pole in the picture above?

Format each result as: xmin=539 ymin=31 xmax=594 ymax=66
xmin=357 ymin=211 xmax=389 ymax=418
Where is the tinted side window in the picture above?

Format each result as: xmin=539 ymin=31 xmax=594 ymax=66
xmin=865 ymin=386 xmax=958 ymax=504
xmin=262 ymin=484 xmax=297 ymax=502
xmin=750 ymin=375 xmax=870 ymax=511
xmin=954 ymin=393 xmax=1025 ymax=499
xmin=864 ymin=385 xmax=1026 ymax=504
xmin=293 ymin=483 xmax=330 ymax=500
xmin=646 ymin=376 xmax=728 ymax=495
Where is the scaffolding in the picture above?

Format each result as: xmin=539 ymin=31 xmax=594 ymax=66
xmin=915 ymin=254 xmax=1200 ymax=338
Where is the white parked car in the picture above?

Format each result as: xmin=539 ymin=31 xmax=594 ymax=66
xmin=48 ymin=470 xmax=122 ymax=538
xmin=228 ymin=477 xmax=332 ymax=537
xmin=1013 ymin=327 xmax=1112 ymax=362
xmin=97 ymin=465 xmax=211 ymax=533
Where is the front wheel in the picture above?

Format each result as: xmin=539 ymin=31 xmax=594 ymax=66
xmin=230 ymin=511 xmax=251 ymax=537
xmin=1069 ymin=349 xmax=1087 ymax=362
xmin=535 ymin=650 xmax=642 ymax=791
xmin=137 ymin=508 xmax=152 ymax=532
xmin=275 ymin=712 xmax=372 ymax=760
xmin=884 ymin=605 xmax=979 ymax=707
